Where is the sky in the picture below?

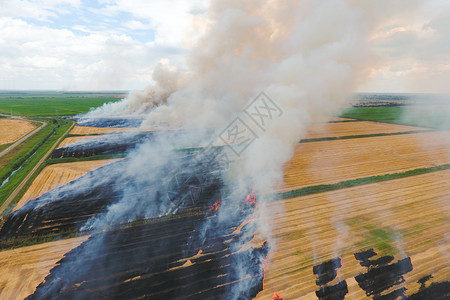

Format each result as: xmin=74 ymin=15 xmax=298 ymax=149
xmin=0 ymin=0 xmax=449 ymax=93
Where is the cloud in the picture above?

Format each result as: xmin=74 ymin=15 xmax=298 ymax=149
xmin=359 ymin=0 xmax=450 ymax=93
xmin=0 ymin=0 xmax=205 ymax=90
xmin=0 ymin=0 xmax=448 ymax=92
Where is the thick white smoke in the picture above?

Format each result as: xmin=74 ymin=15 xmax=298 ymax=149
xmin=80 ymin=0 xmax=422 ymax=246
xmin=85 ymin=0 xmax=379 ymax=192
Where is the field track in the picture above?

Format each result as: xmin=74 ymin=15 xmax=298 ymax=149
xmin=0 ymin=236 xmax=88 ymax=300
xmin=256 ymin=169 xmax=450 ymax=299
xmin=0 ymin=119 xmax=36 ymax=145
xmin=304 ymin=121 xmax=424 ymax=139
xmin=281 ymin=131 xmax=450 ymax=192
xmin=14 ymin=159 xmax=122 ymax=211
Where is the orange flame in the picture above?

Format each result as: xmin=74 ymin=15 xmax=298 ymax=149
xmin=209 ymin=199 xmax=221 ymax=212
xmin=272 ymin=292 xmax=283 ymax=300
xmin=245 ymin=192 xmax=256 ymax=206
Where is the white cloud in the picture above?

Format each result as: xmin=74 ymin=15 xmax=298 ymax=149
xmin=0 ymin=0 xmax=448 ymax=92
xmin=0 ymin=0 xmax=206 ymax=90
xmin=359 ymin=0 xmax=450 ymax=93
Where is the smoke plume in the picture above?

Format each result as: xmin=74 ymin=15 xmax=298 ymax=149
xmin=66 ymin=0 xmax=439 ymax=298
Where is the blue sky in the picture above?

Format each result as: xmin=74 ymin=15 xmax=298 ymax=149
xmin=21 ymin=1 xmax=156 ymax=42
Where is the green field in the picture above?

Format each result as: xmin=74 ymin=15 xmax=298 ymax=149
xmin=0 ymin=91 xmax=124 ymax=116
xmin=341 ymin=106 xmax=450 ymax=129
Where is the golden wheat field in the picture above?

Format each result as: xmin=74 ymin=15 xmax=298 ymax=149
xmin=69 ymin=125 xmax=132 ymax=135
xmin=14 ymin=159 xmax=122 ymax=211
xmin=281 ymin=131 xmax=450 ymax=192
xmin=57 ymin=135 xmax=99 ymax=148
xmin=0 ymin=236 xmax=88 ymax=300
xmin=304 ymin=121 xmax=423 ymax=139
xmin=0 ymin=119 xmax=36 ymax=145
xmin=255 ymin=169 xmax=450 ymax=299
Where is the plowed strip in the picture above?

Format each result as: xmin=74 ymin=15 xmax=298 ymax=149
xmin=281 ymin=131 xmax=450 ymax=192
xmin=0 ymin=119 xmax=36 ymax=145
xmin=14 ymin=159 xmax=122 ymax=211
xmin=255 ymin=169 xmax=450 ymax=299
xmin=0 ymin=236 xmax=88 ymax=300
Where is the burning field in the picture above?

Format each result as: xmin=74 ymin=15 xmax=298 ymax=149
xmin=1 ymin=118 xmax=449 ymax=299
xmin=1 ymin=0 xmax=449 ymax=299
xmin=13 ymin=159 xmax=123 ymax=211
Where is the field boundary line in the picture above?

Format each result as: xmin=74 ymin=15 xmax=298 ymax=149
xmin=298 ymin=129 xmax=436 ymax=143
xmin=275 ymin=163 xmax=450 ymax=200
xmin=0 ymin=121 xmax=75 ymax=215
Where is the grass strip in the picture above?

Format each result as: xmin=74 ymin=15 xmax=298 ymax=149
xmin=0 ymin=143 xmax=12 ymax=153
xmin=276 ymin=163 xmax=450 ymax=200
xmin=327 ymin=120 xmax=362 ymax=123
xmin=45 ymin=154 xmax=126 ymax=165
xmin=0 ymin=119 xmax=72 ymax=208
xmin=298 ymin=129 xmax=435 ymax=143
xmin=0 ymin=230 xmax=82 ymax=250
xmin=0 ymin=123 xmax=53 ymax=184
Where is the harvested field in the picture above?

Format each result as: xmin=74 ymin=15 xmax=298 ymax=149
xmin=69 ymin=125 xmax=164 ymax=136
xmin=0 ymin=118 xmax=36 ymax=145
xmin=0 ymin=236 xmax=88 ymax=300
xmin=281 ymin=131 xmax=450 ymax=192
xmin=304 ymin=121 xmax=424 ymax=140
xmin=70 ymin=125 xmax=133 ymax=135
xmin=57 ymin=135 xmax=99 ymax=148
xmin=256 ymin=169 xmax=450 ymax=299
xmin=14 ymin=159 xmax=122 ymax=211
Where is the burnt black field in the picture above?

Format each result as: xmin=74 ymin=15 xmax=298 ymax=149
xmin=26 ymin=204 xmax=268 ymax=299
xmin=0 ymin=151 xmax=222 ymax=245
